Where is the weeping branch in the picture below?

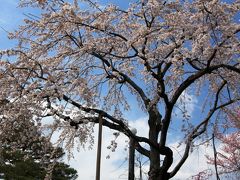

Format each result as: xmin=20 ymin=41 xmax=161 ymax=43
xmin=212 ymin=133 xmax=221 ymax=180
xmin=169 ymin=81 xmax=239 ymax=177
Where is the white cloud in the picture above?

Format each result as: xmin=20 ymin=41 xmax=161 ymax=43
xmin=62 ymin=117 xmax=217 ymax=180
xmin=64 ymin=127 xmax=128 ymax=180
xmin=170 ymin=143 xmax=214 ymax=179
xmin=64 ymin=117 xmax=149 ymax=180
xmin=175 ymin=91 xmax=198 ymax=119
xmin=129 ymin=117 xmax=149 ymax=137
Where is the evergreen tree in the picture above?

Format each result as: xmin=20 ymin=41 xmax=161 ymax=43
xmin=0 ymin=115 xmax=78 ymax=180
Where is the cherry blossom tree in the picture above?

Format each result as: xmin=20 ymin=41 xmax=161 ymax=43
xmin=0 ymin=0 xmax=240 ymax=179
xmin=211 ymin=132 xmax=240 ymax=179
xmin=206 ymin=109 xmax=240 ymax=179
xmin=0 ymin=105 xmax=78 ymax=180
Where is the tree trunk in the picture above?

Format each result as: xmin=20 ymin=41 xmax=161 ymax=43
xmin=148 ymin=108 xmax=171 ymax=180
xmin=157 ymin=172 xmax=170 ymax=180
xmin=148 ymin=146 xmax=160 ymax=180
xmin=128 ymin=137 xmax=135 ymax=180
xmin=148 ymin=110 xmax=161 ymax=180
xmin=149 ymin=167 xmax=170 ymax=180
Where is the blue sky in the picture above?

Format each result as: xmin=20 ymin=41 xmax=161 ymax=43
xmin=0 ymin=0 xmax=237 ymax=179
xmin=0 ymin=0 xmax=19 ymax=49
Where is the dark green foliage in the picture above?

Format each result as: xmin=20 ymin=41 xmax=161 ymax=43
xmin=52 ymin=163 xmax=78 ymax=180
xmin=0 ymin=115 xmax=78 ymax=180
xmin=0 ymin=148 xmax=78 ymax=180
xmin=0 ymin=149 xmax=45 ymax=180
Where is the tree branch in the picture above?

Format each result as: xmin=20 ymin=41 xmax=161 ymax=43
xmin=169 ymin=81 xmax=238 ymax=177
xmin=61 ymin=94 xmax=158 ymax=149
xmin=212 ymin=133 xmax=221 ymax=180
xmin=91 ymin=52 xmax=150 ymax=106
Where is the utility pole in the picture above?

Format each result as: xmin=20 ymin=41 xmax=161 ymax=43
xmin=96 ymin=115 xmax=103 ymax=180
xmin=139 ymin=159 xmax=143 ymax=180
xmin=129 ymin=128 xmax=137 ymax=180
